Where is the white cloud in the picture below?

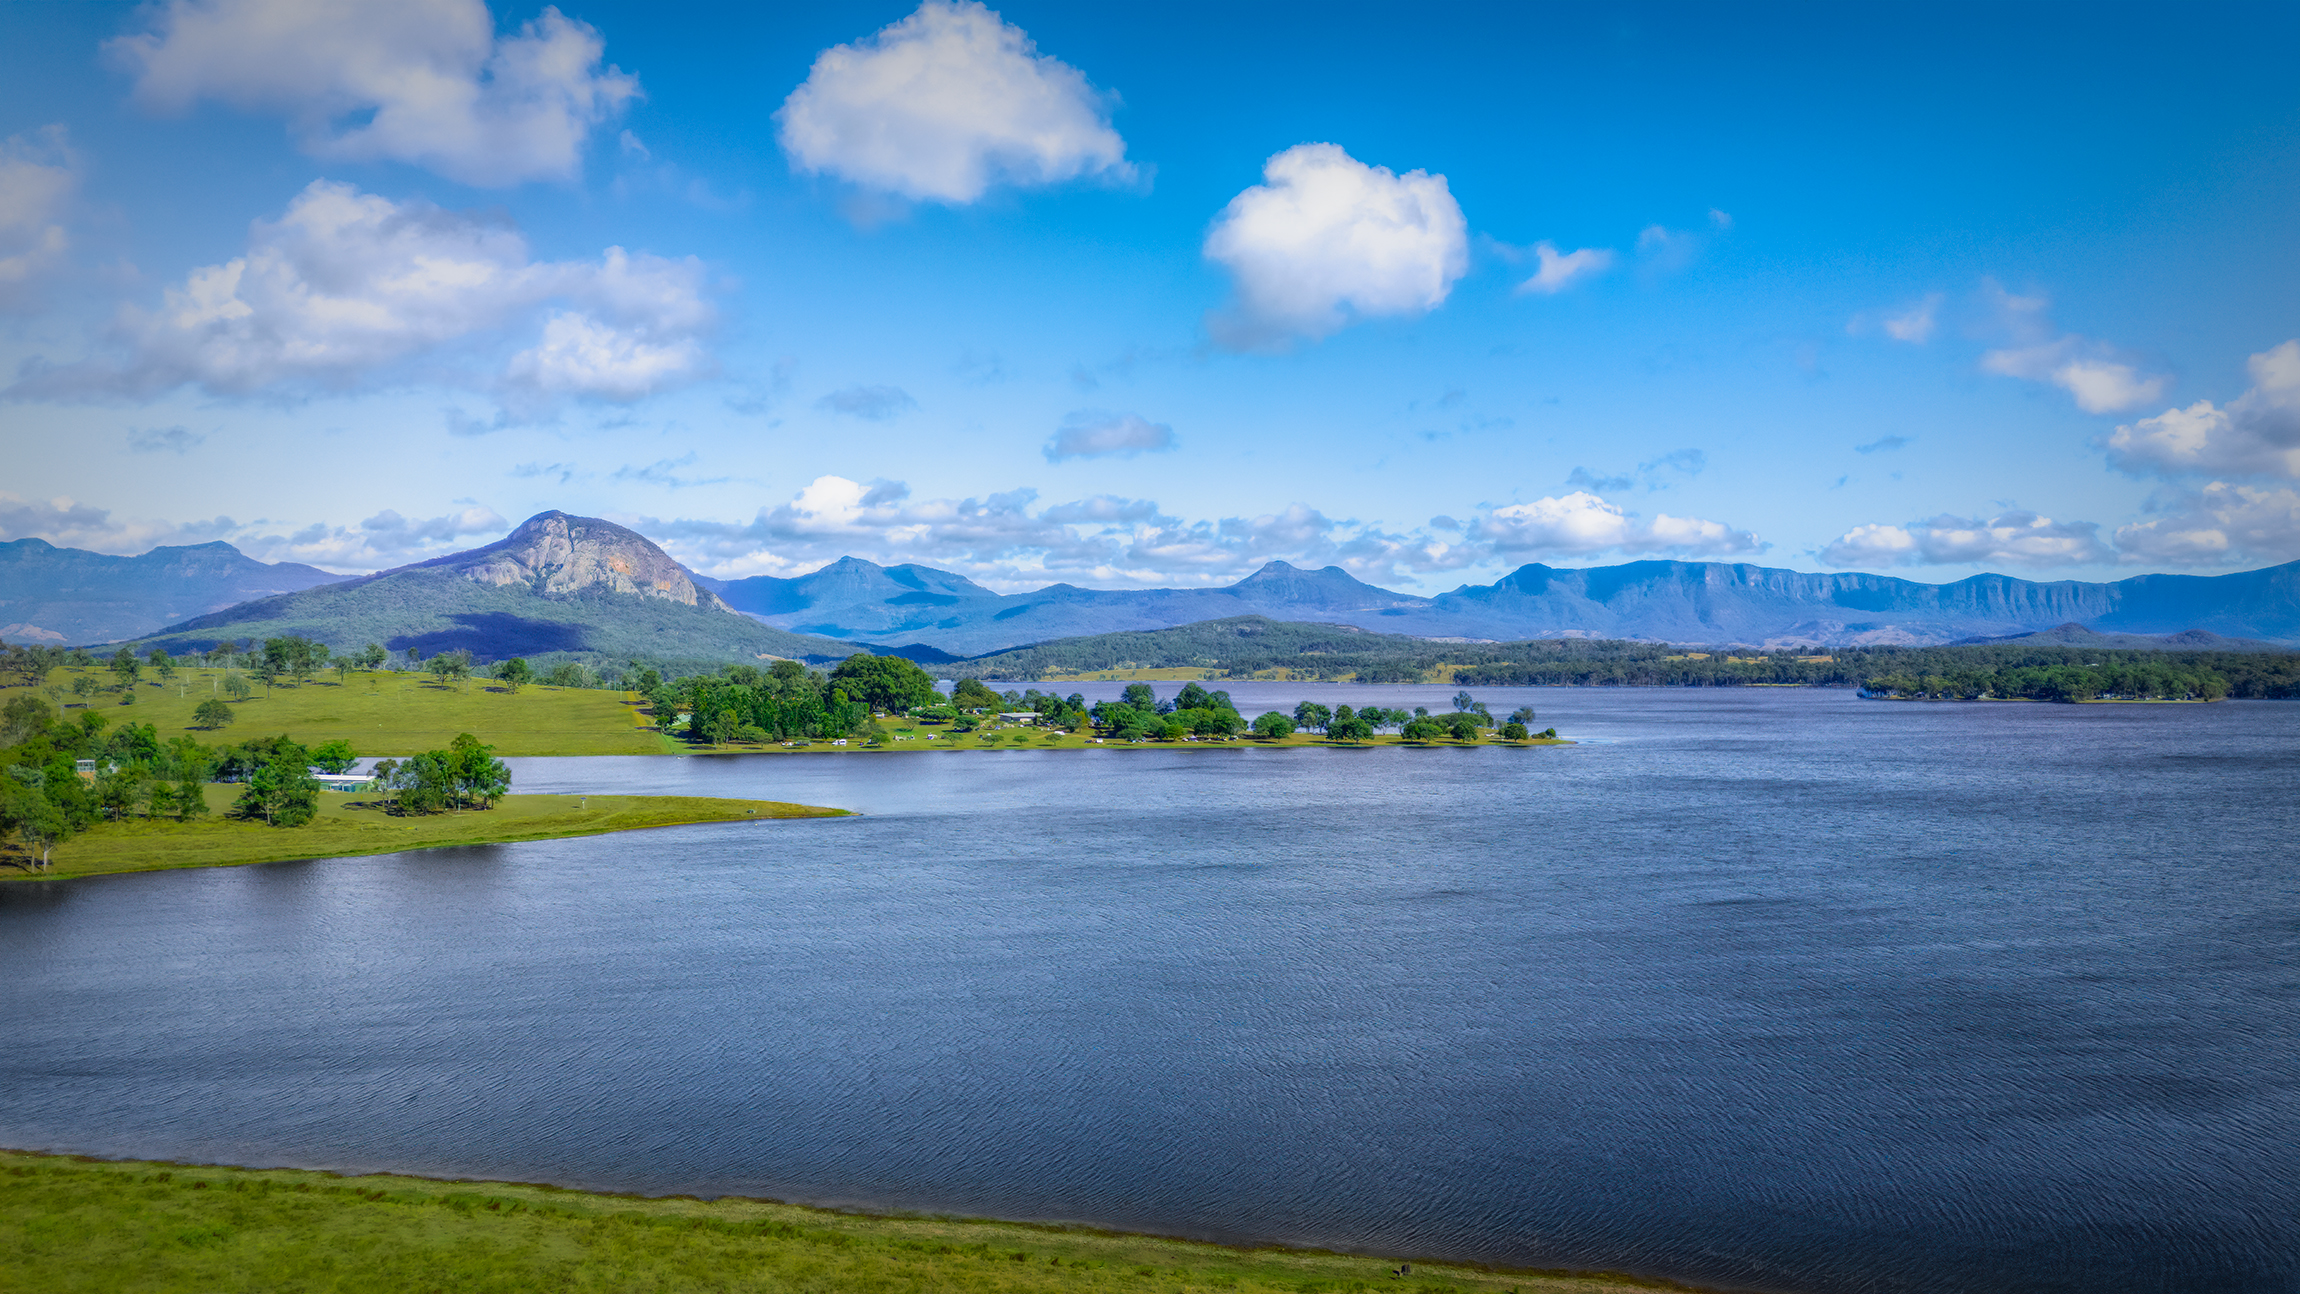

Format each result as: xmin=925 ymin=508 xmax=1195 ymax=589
xmin=1045 ymin=410 xmax=1176 ymax=461
xmin=1204 ymin=143 xmax=1468 ymax=349
xmin=2113 ymin=482 xmax=2300 ymax=567
xmin=0 ymin=493 xmax=505 ymax=571
xmin=1820 ymin=509 xmax=2112 ymax=568
xmin=109 ymin=0 xmax=637 ymax=186
xmin=1516 ymin=241 xmax=1614 ymax=295
xmin=775 ymin=0 xmax=1131 ymax=204
xmin=0 ymin=125 xmax=79 ymax=308
xmin=1977 ymin=280 xmax=2167 ymax=414
xmin=9 ymin=180 xmax=711 ymax=402
xmin=2104 ymin=340 xmax=2300 ymax=479
xmin=1881 ymin=293 xmax=1941 ymax=343
xmin=1471 ymin=491 xmax=1761 ymax=560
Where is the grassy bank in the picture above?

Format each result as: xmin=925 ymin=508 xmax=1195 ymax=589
xmin=0 ymin=1150 xmax=1688 ymax=1294
xmin=3 ymin=785 xmax=846 ymax=881
xmin=31 ymin=666 xmax=668 ymax=755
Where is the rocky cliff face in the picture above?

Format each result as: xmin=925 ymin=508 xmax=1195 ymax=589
xmin=413 ymin=511 xmax=736 ymax=612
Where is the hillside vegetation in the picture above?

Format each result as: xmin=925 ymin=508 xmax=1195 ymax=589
xmin=0 ymin=1151 xmax=1667 ymax=1294
xmin=937 ymin=617 xmax=2300 ymax=698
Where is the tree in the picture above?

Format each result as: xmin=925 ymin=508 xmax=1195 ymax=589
xmin=110 ymin=647 xmax=142 ymax=688
xmin=1292 ymin=701 xmax=1331 ymax=732
xmin=1452 ymin=690 xmax=1478 ymax=712
xmin=193 ymin=699 xmax=235 ymax=730
xmin=1443 ymin=712 xmax=1483 ymax=741
xmin=358 ymin=643 xmax=387 ymax=671
xmin=223 ymin=673 xmax=253 ymax=703
xmin=448 ymin=733 xmax=510 ymax=808
xmin=1499 ymin=721 xmax=1529 ymax=741
xmin=1509 ymin=706 xmax=1537 ymax=726
xmin=495 ymin=657 xmax=533 ymax=692
xmin=71 ymin=674 xmax=96 ymax=701
xmin=1121 ymin=683 xmax=1159 ymax=714
xmin=1328 ymin=714 xmax=1374 ymax=742
xmin=950 ymin=677 xmax=1000 ymax=711
xmin=309 ymin=739 xmax=357 ymax=774
xmin=2 ymin=782 xmax=71 ymax=871
xmin=830 ymin=654 xmax=941 ymax=712
xmin=149 ymin=649 xmax=177 ymax=682
xmin=1252 ymin=711 xmax=1295 ymax=739
xmin=1401 ymin=717 xmax=1445 ymax=741
xmin=234 ymin=742 xmax=319 ymax=827
xmin=1 ymin=694 xmax=54 ymax=744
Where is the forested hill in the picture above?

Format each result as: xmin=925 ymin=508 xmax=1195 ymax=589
xmin=112 ymin=512 xmax=862 ymax=668
xmin=0 ymin=538 xmax=344 ymax=646
xmin=937 ymin=616 xmax=2300 ymax=699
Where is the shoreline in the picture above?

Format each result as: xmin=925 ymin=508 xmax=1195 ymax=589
xmin=0 ymin=1147 xmax=1729 ymax=1294
xmin=1 ymin=792 xmax=849 ymax=883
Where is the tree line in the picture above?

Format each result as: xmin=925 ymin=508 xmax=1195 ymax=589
xmin=0 ymin=690 xmax=509 ymax=871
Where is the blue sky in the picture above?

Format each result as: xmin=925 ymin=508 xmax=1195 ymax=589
xmin=2 ymin=0 xmax=2295 ymax=590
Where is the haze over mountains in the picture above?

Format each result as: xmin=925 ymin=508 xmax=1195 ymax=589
xmin=8 ymin=511 xmax=2298 ymax=661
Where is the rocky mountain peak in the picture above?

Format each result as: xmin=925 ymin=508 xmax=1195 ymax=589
xmin=424 ymin=511 xmax=734 ymax=612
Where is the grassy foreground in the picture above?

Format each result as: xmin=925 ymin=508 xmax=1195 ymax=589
xmin=36 ymin=667 xmax=668 ymax=756
xmin=4 ymin=785 xmax=846 ymax=881
xmin=0 ymin=1150 xmax=1686 ymax=1294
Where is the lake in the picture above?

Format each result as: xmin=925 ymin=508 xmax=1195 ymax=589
xmin=2 ymin=686 xmax=2293 ymax=1293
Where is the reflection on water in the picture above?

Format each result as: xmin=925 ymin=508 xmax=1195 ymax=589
xmin=2 ymin=687 xmax=2294 ymax=1294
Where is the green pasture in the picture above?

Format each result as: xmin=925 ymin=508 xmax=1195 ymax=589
xmin=30 ymin=666 xmax=668 ymax=756
xmin=0 ymin=1150 xmax=1676 ymax=1294
xmin=3 ymin=785 xmax=846 ymax=881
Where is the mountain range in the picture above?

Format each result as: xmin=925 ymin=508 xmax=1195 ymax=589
xmin=1 ymin=538 xmax=344 ymax=645
xmin=9 ymin=511 xmax=2297 ymax=662
xmin=704 ymin=554 xmax=2300 ymax=653
xmin=114 ymin=512 xmax=859 ymax=666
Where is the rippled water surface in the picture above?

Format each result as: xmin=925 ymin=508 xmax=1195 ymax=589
xmin=3 ymin=687 xmax=2295 ymax=1293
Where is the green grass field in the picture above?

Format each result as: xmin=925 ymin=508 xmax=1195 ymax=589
xmin=29 ymin=667 xmax=668 ymax=756
xmin=2 ymin=784 xmax=846 ymax=881
xmin=0 ymin=1150 xmax=1679 ymax=1294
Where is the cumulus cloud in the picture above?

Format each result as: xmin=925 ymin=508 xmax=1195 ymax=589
xmin=1977 ymin=280 xmax=2167 ymax=414
xmin=1516 ymin=241 xmax=1613 ymax=295
xmin=9 ymin=180 xmax=711 ymax=402
xmin=2112 ymin=482 xmax=2300 ymax=567
xmin=0 ymin=125 xmax=79 ymax=308
xmin=775 ymin=0 xmax=1132 ymax=204
xmin=1044 ymin=410 xmax=1175 ymax=461
xmin=2103 ymin=339 xmax=2300 ymax=479
xmin=1204 ymin=143 xmax=1468 ymax=350
xmin=817 ymin=384 xmax=917 ymax=420
xmin=1820 ymin=509 xmax=2112 ymax=569
xmin=108 ymin=0 xmax=637 ymax=186
xmin=1472 ymin=491 xmax=1761 ymax=561
xmin=0 ymin=493 xmax=505 ymax=571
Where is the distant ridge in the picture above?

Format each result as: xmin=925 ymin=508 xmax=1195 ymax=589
xmin=708 ymin=554 xmax=2300 ymax=653
xmin=1951 ymin=622 xmax=2288 ymax=652
xmin=121 ymin=511 xmax=860 ymax=666
xmin=0 ymin=537 xmax=344 ymax=646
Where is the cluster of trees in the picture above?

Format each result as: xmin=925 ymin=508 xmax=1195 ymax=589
xmin=0 ymin=694 xmax=377 ymax=867
xmin=1862 ymin=663 xmax=2231 ymax=702
xmin=673 ymin=658 xmax=882 ymax=746
xmin=1089 ymin=682 xmax=1245 ymax=740
xmin=915 ymin=616 xmax=2300 ymax=699
xmin=1276 ymin=692 xmax=1549 ymax=742
xmin=370 ymin=735 xmax=510 ymax=813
